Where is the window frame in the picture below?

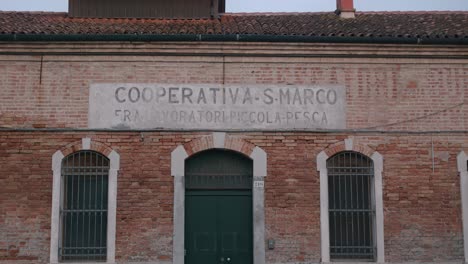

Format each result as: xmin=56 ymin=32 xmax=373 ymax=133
xmin=50 ymin=138 xmax=120 ymax=264
xmin=317 ymin=141 xmax=384 ymax=263
xmin=326 ymin=151 xmax=376 ymax=261
xmin=60 ymin=150 xmax=110 ymax=261
xmin=458 ymin=151 xmax=468 ymax=263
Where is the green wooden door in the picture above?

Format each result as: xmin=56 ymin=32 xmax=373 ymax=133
xmin=185 ymin=190 xmax=253 ymax=264
xmin=185 ymin=149 xmax=253 ymax=264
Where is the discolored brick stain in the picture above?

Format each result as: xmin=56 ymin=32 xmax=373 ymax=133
xmin=8 ymin=245 xmax=19 ymax=258
xmin=406 ymin=80 xmax=418 ymax=89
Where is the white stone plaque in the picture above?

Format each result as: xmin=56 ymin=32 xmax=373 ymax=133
xmin=89 ymin=84 xmax=346 ymax=130
xmin=254 ymin=181 xmax=265 ymax=189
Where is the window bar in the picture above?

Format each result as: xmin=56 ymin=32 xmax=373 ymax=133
xmin=60 ymin=157 xmax=66 ymax=260
xmin=350 ymin=152 xmax=355 ymax=256
xmin=68 ymin=153 xmax=72 ymax=259
xmin=360 ymin=153 xmax=367 ymax=254
xmin=361 ymin=162 xmax=366 ymax=256
xmin=62 ymin=155 xmax=67 ymax=260
xmin=83 ymin=152 xmax=87 ymax=259
xmin=65 ymin=158 xmax=70 ymax=259
xmin=358 ymin=152 xmax=363 ymax=257
xmin=100 ymin=154 xmax=104 ymax=259
xmin=87 ymin=151 xmax=91 ymax=260
xmin=93 ymin=155 xmax=99 ymax=255
xmin=62 ymin=154 xmax=66 ymax=260
xmin=92 ymin=154 xmax=96 ymax=259
xmin=368 ymin=176 xmax=372 ymax=254
xmin=101 ymin=153 xmax=105 ymax=259
xmin=338 ymin=162 xmax=343 ymax=257
xmin=61 ymin=156 xmax=66 ymax=260
xmin=332 ymin=156 xmax=338 ymax=258
xmin=94 ymin=153 xmax=98 ymax=259
xmin=359 ymin=152 xmax=364 ymax=257
xmin=344 ymin=153 xmax=352 ymax=254
xmin=81 ymin=153 xmax=85 ymax=259
xmin=330 ymin=156 xmax=334 ymax=257
xmin=370 ymin=156 xmax=373 ymax=257
xmin=105 ymin=167 xmax=109 ymax=258
xmin=367 ymin=157 xmax=372 ymax=257
xmin=77 ymin=152 xmax=81 ymax=259
xmin=72 ymin=153 xmax=76 ymax=260
xmin=370 ymin=158 xmax=374 ymax=257
xmin=344 ymin=153 xmax=349 ymax=255
xmin=338 ymin=153 xmax=343 ymax=257
xmin=370 ymin=156 xmax=376 ymax=258
xmin=362 ymin=159 xmax=367 ymax=257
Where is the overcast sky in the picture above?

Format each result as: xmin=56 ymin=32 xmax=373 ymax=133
xmin=0 ymin=0 xmax=467 ymax=12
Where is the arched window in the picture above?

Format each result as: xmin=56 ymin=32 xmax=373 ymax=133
xmin=327 ymin=151 xmax=376 ymax=261
xmin=59 ymin=151 xmax=110 ymax=261
xmin=185 ymin=149 xmax=253 ymax=190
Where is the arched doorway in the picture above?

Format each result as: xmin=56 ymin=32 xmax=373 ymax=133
xmin=184 ymin=149 xmax=253 ymax=264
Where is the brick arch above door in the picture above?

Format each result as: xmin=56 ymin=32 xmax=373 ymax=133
xmin=172 ymin=132 xmax=267 ymax=178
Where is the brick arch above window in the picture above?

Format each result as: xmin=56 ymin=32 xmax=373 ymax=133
xmin=321 ymin=137 xmax=377 ymax=159
xmin=50 ymin=138 xmax=120 ymax=264
xmin=58 ymin=138 xmax=115 ymax=158
xmin=317 ymin=137 xmax=384 ymax=263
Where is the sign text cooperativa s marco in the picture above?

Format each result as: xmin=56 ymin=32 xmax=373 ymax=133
xmin=88 ymin=84 xmax=347 ymax=130
xmin=114 ymin=86 xmax=338 ymax=105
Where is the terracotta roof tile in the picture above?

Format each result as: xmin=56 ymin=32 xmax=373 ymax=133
xmin=0 ymin=11 xmax=467 ymax=42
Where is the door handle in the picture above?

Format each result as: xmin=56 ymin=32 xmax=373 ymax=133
xmin=226 ymin=257 xmax=231 ymax=262
xmin=220 ymin=257 xmax=225 ymax=262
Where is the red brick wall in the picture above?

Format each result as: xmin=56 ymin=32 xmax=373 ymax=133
xmin=0 ymin=42 xmax=467 ymax=263
xmin=0 ymin=46 xmax=466 ymax=131
xmin=1 ymin=132 xmax=467 ymax=263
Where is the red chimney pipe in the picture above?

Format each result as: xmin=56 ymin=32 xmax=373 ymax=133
xmin=336 ymin=0 xmax=355 ymax=18
xmin=337 ymin=0 xmax=354 ymax=11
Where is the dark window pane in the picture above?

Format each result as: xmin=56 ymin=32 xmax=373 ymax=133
xmin=60 ymin=151 xmax=109 ymax=262
xmin=185 ymin=149 xmax=253 ymax=190
xmin=327 ymin=151 xmax=375 ymax=261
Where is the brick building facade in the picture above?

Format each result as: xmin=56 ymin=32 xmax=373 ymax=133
xmin=1 ymin=1 xmax=467 ymax=264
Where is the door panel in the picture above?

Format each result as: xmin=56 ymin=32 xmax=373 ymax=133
xmin=217 ymin=194 xmax=252 ymax=264
xmin=185 ymin=191 xmax=252 ymax=264
xmin=185 ymin=193 xmax=218 ymax=264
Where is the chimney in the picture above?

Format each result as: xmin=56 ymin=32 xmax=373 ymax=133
xmin=336 ymin=0 xmax=355 ymax=18
xmin=69 ymin=0 xmax=224 ymax=19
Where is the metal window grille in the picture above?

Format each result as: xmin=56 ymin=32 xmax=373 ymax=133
xmin=59 ymin=151 xmax=109 ymax=262
xmin=185 ymin=149 xmax=253 ymax=190
xmin=327 ymin=151 xmax=376 ymax=261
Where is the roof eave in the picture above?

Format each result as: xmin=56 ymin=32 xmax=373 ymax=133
xmin=0 ymin=34 xmax=467 ymax=45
